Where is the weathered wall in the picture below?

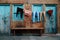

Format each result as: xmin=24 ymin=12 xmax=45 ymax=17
xmin=0 ymin=4 xmax=10 ymax=36
xmin=0 ymin=0 xmax=58 ymax=4
xmin=0 ymin=0 xmax=26 ymax=3
xmin=6 ymin=0 xmax=60 ymax=33
xmin=29 ymin=0 xmax=58 ymax=4
xmin=0 ymin=0 xmax=60 ymax=33
xmin=57 ymin=1 xmax=60 ymax=33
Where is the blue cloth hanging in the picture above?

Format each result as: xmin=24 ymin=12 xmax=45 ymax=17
xmin=35 ymin=12 xmax=38 ymax=22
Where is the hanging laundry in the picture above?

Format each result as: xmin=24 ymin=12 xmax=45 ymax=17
xmin=35 ymin=12 xmax=38 ymax=22
xmin=35 ymin=12 xmax=38 ymax=17
xmin=15 ymin=7 xmax=24 ymax=19
xmin=32 ymin=12 xmax=33 ymax=22
xmin=24 ymin=9 xmax=31 ymax=17
xmin=37 ymin=12 xmax=40 ymax=22
xmin=40 ymin=11 xmax=46 ymax=22
xmin=40 ymin=12 xmax=42 ymax=21
xmin=38 ymin=12 xmax=40 ymax=22
xmin=32 ymin=12 xmax=35 ymax=22
xmin=47 ymin=10 xmax=53 ymax=18
xmin=24 ymin=9 xmax=32 ymax=28
xmin=42 ymin=13 xmax=44 ymax=22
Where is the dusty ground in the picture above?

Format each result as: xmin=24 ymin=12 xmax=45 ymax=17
xmin=0 ymin=36 xmax=60 ymax=40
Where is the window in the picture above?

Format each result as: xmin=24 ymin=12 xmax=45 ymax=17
xmin=32 ymin=4 xmax=42 ymax=22
xmin=45 ymin=4 xmax=57 ymax=33
xmin=0 ymin=4 xmax=10 ymax=34
xmin=12 ymin=4 xmax=24 ymax=21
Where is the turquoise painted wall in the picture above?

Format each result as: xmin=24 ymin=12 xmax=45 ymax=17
xmin=12 ymin=4 xmax=24 ymax=21
xmin=0 ymin=4 xmax=10 ymax=35
xmin=45 ymin=5 xmax=57 ymax=33
xmin=0 ymin=4 xmax=57 ymax=35
xmin=32 ymin=4 xmax=57 ymax=33
xmin=32 ymin=5 xmax=42 ymax=22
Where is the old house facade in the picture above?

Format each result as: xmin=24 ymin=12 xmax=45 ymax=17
xmin=0 ymin=0 xmax=60 ymax=36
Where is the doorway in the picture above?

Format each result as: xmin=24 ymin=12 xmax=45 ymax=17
xmin=45 ymin=4 xmax=57 ymax=34
xmin=0 ymin=4 xmax=10 ymax=35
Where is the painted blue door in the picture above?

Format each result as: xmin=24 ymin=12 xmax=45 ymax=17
xmin=0 ymin=4 xmax=10 ymax=35
xmin=12 ymin=4 xmax=24 ymax=21
xmin=45 ymin=5 xmax=57 ymax=33
xmin=32 ymin=5 xmax=42 ymax=22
